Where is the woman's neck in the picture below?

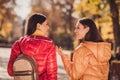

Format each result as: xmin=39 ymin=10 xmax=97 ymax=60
xmin=32 ymin=29 xmax=44 ymax=36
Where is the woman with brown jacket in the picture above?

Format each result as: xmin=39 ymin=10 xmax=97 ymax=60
xmin=57 ymin=18 xmax=111 ymax=80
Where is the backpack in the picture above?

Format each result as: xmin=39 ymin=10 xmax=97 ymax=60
xmin=13 ymin=43 xmax=39 ymax=80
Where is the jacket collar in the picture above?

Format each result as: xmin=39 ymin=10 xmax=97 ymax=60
xmin=30 ymin=29 xmax=51 ymax=41
xmin=32 ymin=29 xmax=44 ymax=36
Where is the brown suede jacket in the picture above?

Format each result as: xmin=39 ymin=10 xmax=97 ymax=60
xmin=61 ymin=41 xmax=111 ymax=80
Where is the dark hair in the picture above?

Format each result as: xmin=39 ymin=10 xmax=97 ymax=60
xmin=26 ymin=13 xmax=46 ymax=35
xmin=79 ymin=18 xmax=103 ymax=42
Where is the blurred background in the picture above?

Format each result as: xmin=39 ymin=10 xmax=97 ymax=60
xmin=0 ymin=0 xmax=120 ymax=80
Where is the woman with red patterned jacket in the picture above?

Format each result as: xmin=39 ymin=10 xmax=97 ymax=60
xmin=7 ymin=13 xmax=57 ymax=80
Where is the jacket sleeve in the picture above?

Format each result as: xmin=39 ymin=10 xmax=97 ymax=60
xmin=61 ymin=47 xmax=91 ymax=79
xmin=7 ymin=41 xmax=21 ymax=76
xmin=46 ymin=43 xmax=57 ymax=80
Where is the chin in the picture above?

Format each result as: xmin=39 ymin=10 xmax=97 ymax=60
xmin=76 ymin=37 xmax=80 ymax=40
xmin=45 ymin=35 xmax=48 ymax=37
xmin=76 ymin=37 xmax=82 ymax=40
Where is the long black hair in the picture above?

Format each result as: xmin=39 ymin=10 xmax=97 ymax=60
xmin=79 ymin=18 xmax=103 ymax=42
xmin=26 ymin=13 xmax=46 ymax=35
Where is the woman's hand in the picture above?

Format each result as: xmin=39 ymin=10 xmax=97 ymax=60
xmin=56 ymin=46 xmax=64 ymax=56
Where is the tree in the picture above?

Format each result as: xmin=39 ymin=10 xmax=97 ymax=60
xmin=108 ymin=0 xmax=120 ymax=54
xmin=0 ymin=0 xmax=15 ymax=44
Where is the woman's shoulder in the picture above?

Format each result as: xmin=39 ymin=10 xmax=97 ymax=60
xmin=81 ymin=41 xmax=111 ymax=51
xmin=29 ymin=35 xmax=53 ymax=43
xmin=18 ymin=35 xmax=53 ymax=44
xmin=74 ymin=43 xmax=90 ymax=53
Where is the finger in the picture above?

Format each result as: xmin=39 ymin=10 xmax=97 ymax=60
xmin=58 ymin=48 xmax=62 ymax=52
xmin=56 ymin=46 xmax=58 ymax=50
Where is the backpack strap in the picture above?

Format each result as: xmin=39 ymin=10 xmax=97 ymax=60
xmin=18 ymin=42 xmax=22 ymax=54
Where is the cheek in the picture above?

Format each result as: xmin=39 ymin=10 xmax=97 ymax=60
xmin=41 ymin=26 xmax=47 ymax=31
xmin=76 ymin=30 xmax=86 ymax=39
xmin=43 ymin=27 xmax=49 ymax=33
xmin=76 ymin=31 xmax=82 ymax=38
xmin=78 ymin=30 xmax=83 ymax=35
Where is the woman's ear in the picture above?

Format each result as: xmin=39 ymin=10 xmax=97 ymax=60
xmin=36 ymin=23 xmax=41 ymax=29
xmin=85 ymin=27 xmax=90 ymax=33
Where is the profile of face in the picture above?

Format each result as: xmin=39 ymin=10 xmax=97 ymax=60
xmin=37 ymin=20 xmax=49 ymax=36
xmin=74 ymin=21 xmax=89 ymax=40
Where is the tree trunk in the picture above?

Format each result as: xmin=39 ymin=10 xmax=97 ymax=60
xmin=108 ymin=0 xmax=120 ymax=54
xmin=67 ymin=0 xmax=74 ymax=32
